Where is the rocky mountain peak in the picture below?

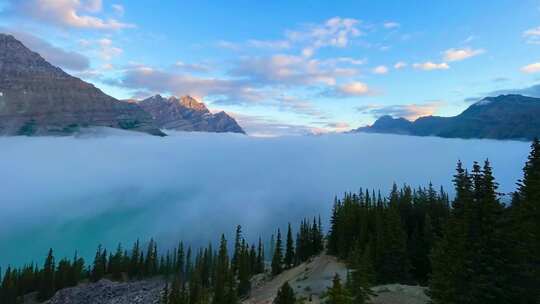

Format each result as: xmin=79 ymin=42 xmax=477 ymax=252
xmin=138 ymin=95 xmax=245 ymax=134
xmin=179 ymin=95 xmax=209 ymax=112
xmin=0 ymin=33 xmax=163 ymax=136
xmin=356 ymin=94 xmax=540 ymax=140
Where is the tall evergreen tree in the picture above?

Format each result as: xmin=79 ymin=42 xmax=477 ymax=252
xmin=271 ymin=229 xmax=283 ymax=276
xmin=213 ymin=234 xmax=229 ymax=304
xmin=511 ymin=138 xmax=540 ymax=303
xmin=348 ymin=243 xmax=374 ymax=304
xmin=37 ymin=248 xmax=55 ymax=301
xmin=284 ymin=223 xmax=295 ymax=269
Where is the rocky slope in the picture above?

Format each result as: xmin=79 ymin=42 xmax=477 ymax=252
xmin=138 ymin=95 xmax=245 ymax=134
xmin=0 ymin=33 xmax=163 ymax=136
xmin=243 ymin=254 xmax=428 ymax=304
xmin=355 ymin=94 xmax=540 ymax=140
xmin=42 ymin=279 xmax=164 ymax=304
xmin=22 ymin=254 xmax=427 ymax=304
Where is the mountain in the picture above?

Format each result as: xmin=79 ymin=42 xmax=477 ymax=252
xmin=355 ymin=94 xmax=540 ymax=140
xmin=0 ymin=34 xmax=164 ymax=136
xmin=137 ymin=95 xmax=245 ymax=134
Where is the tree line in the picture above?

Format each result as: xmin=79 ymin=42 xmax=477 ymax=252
xmin=325 ymin=139 xmax=540 ymax=304
xmin=0 ymin=218 xmax=323 ymax=304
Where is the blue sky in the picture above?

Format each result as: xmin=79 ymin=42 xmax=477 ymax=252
xmin=1 ymin=0 xmax=540 ymax=136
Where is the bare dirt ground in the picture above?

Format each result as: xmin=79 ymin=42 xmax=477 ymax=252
xmin=244 ymin=254 xmax=348 ymax=304
xmin=243 ymin=254 xmax=429 ymax=304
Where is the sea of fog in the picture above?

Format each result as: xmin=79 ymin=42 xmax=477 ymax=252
xmin=0 ymin=130 xmax=530 ymax=268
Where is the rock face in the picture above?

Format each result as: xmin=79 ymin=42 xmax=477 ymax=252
xmin=0 ymin=34 xmax=163 ymax=136
xmin=45 ymin=279 xmax=164 ymax=304
xmin=138 ymin=95 xmax=246 ymax=134
xmin=355 ymin=94 xmax=540 ymax=140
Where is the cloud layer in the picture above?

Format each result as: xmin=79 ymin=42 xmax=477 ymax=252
xmin=443 ymin=48 xmax=484 ymax=62
xmin=6 ymin=29 xmax=90 ymax=71
xmin=358 ymin=101 xmax=443 ymax=120
xmin=5 ymin=0 xmax=134 ymax=30
xmin=0 ymin=132 xmax=528 ymax=268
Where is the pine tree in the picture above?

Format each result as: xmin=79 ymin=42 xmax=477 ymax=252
xmin=467 ymin=160 xmax=508 ymax=303
xmin=237 ymin=240 xmax=251 ymax=297
xmin=256 ymin=237 xmax=265 ymax=274
xmin=284 ymin=223 xmax=295 ymax=269
xmin=91 ymin=245 xmax=106 ymax=282
xmin=377 ymin=206 xmax=409 ymax=283
xmin=129 ymin=240 xmax=141 ymax=278
xmin=274 ymin=281 xmax=295 ymax=304
xmin=511 ymin=138 xmax=540 ymax=303
xmin=348 ymin=243 xmax=374 ymax=304
xmin=326 ymin=274 xmax=351 ymax=304
xmin=232 ymin=225 xmax=242 ymax=275
xmin=430 ymin=161 xmax=472 ymax=304
xmin=37 ymin=248 xmax=55 ymax=301
xmin=271 ymin=229 xmax=283 ymax=276
xmin=213 ymin=234 xmax=229 ymax=304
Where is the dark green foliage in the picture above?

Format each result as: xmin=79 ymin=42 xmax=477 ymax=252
xmin=213 ymin=234 xmax=230 ymax=304
xmin=118 ymin=119 xmax=140 ymax=130
xmin=271 ymin=229 xmax=283 ymax=276
xmin=284 ymin=223 xmax=295 ymax=269
xmin=430 ymin=160 xmax=512 ymax=304
xmin=508 ymin=138 xmax=540 ymax=303
xmin=295 ymin=217 xmax=324 ymax=264
xmin=325 ymin=274 xmax=351 ymax=304
xmin=274 ymin=281 xmax=296 ymax=304
xmin=18 ymin=119 xmax=37 ymax=136
xmin=327 ymin=184 xmax=449 ymax=284
xmin=347 ymin=243 xmax=375 ymax=304
xmin=37 ymin=248 xmax=56 ymax=301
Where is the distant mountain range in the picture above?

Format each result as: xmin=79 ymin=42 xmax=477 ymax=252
xmin=137 ymin=95 xmax=245 ymax=134
xmin=0 ymin=33 xmax=244 ymax=136
xmin=354 ymin=94 xmax=540 ymax=140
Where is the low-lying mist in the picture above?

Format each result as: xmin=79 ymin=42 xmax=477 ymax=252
xmin=0 ymin=130 xmax=529 ymax=267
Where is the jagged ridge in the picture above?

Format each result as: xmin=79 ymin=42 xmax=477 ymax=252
xmin=0 ymin=33 xmax=164 ymax=136
xmin=138 ymin=95 xmax=245 ymax=134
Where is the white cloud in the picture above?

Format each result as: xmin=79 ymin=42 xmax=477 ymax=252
xmin=98 ymin=38 xmax=123 ymax=60
xmin=219 ymin=17 xmax=362 ymax=57
xmin=443 ymin=48 xmax=485 ymax=62
xmin=216 ymin=40 xmax=240 ymax=50
xmin=524 ymin=26 xmax=540 ymax=44
xmin=413 ymin=62 xmax=450 ymax=71
xmin=358 ymin=101 xmax=444 ymax=120
xmin=247 ymin=39 xmax=291 ymax=49
xmin=112 ymin=4 xmax=124 ymax=16
xmin=8 ymin=0 xmax=135 ymax=30
xmin=5 ymin=29 xmax=89 ymax=71
xmin=230 ymin=54 xmax=358 ymax=87
xmin=521 ymin=62 xmax=540 ymax=73
xmin=394 ymin=61 xmax=407 ymax=69
xmin=285 ymin=17 xmax=362 ymax=55
xmin=337 ymin=81 xmax=371 ymax=96
xmin=175 ymin=61 xmax=211 ymax=73
xmin=372 ymin=65 xmax=389 ymax=74
xmin=524 ymin=26 xmax=540 ymax=37
xmin=383 ymin=22 xmax=400 ymax=29
xmin=117 ymin=65 xmax=265 ymax=105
